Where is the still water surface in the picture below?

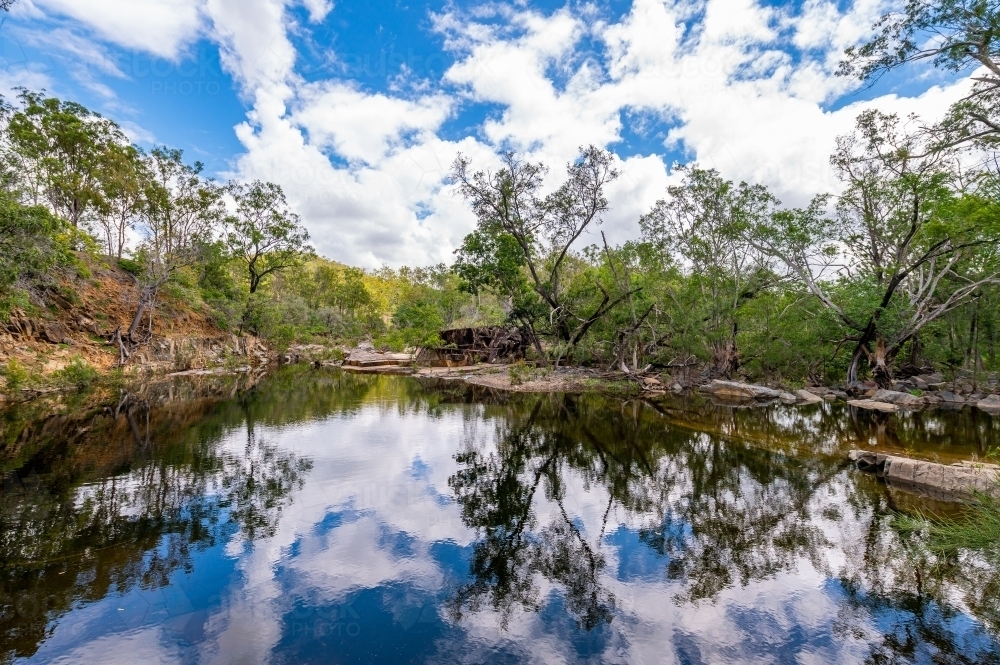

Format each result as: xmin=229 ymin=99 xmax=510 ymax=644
xmin=1 ymin=368 xmax=999 ymax=664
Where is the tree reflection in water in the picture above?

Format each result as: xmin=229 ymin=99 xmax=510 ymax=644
xmin=0 ymin=376 xmax=313 ymax=663
xmin=0 ymin=372 xmax=998 ymax=664
xmin=448 ymin=392 xmax=1000 ymax=663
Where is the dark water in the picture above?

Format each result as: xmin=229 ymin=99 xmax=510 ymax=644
xmin=1 ymin=368 xmax=999 ymax=664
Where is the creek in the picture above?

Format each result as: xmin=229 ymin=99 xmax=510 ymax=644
xmin=1 ymin=367 xmax=998 ymax=664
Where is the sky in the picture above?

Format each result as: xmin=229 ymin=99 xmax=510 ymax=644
xmin=0 ymin=0 xmax=976 ymax=268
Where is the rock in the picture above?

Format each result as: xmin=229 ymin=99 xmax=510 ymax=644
xmin=848 ymin=399 xmax=899 ymax=413
xmin=939 ymin=391 xmax=964 ymax=403
xmin=977 ymin=395 xmax=1000 ymax=413
xmin=872 ymin=389 xmax=924 ymax=407
xmin=779 ymin=392 xmax=799 ymax=403
xmin=671 ymin=383 xmax=683 ymax=393
xmin=794 ymin=389 xmax=823 ymax=404
xmin=40 ymin=322 xmax=65 ymax=344
xmin=702 ymin=380 xmax=783 ymax=400
xmin=851 ymin=450 xmax=1000 ymax=498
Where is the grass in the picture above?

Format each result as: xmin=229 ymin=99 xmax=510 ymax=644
xmin=896 ymin=488 xmax=1000 ymax=555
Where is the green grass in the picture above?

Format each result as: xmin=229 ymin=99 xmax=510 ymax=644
xmin=896 ymin=488 xmax=1000 ymax=554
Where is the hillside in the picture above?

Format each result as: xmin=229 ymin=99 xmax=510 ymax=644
xmin=0 ymin=254 xmax=268 ymax=399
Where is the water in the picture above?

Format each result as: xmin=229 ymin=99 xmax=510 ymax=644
xmin=1 ymin=367 xmax=999 ymax=664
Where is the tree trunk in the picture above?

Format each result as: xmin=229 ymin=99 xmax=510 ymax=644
xmin=711 ymin=321 xmax=740 ymax=378
xmin=870 ymin=337 xmax=893 ymax=389
xmin=127 ymin=298 xmax=147 ymax=341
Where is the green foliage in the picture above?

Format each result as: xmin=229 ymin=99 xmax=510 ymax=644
xmin=897 ymin=488 xmax=1000 ymax=556
xmin=53 ymin=357 xmax=98 ymax=390
xmin=117 ymin=257 xmax=144 ymax=277
xmin=2 ymin=359 xmax=29 ymax=393
xmin=225 ymin=180 xmax=311 ymax=295
xmin=839 ymin=0 xmax=1000 ymax=150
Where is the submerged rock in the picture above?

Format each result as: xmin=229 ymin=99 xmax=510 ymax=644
xmin=850 ymin=450 xmax=1000 ymax=498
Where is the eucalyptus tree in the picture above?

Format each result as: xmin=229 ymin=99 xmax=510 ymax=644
xmin=640 ymin=166 xmax=778 ymax=377
xmin=224 ymin=180 xmax=311 ymax=296
xmin=94 ymin=143 xmax=148 ymax=259
xmin=5 ymin=91 xmax=127 ymax=227
xmin=114 ymin=149 xmax=225 ymax=357
xmin=839 ymin=0 xmax=1000 ymax=151
xmin=749 ymin=111 xmax=1000 ymax=387
xmin=452 ymin=146 xmax=635 ymax=360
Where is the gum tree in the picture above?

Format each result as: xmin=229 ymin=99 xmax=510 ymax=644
xmin=839 ymin=0 xmax=1000 ymax=150
xmin=749 ymin=111 xmax=1000 ymax=388
xmin=451 ymin=146 xmax=636 ymax=360
xmin=639 ymin=166 xmax=778 ymax=377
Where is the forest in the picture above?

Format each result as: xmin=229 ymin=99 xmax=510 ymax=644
xmin=0 ymin=0 xmax=998 ymax=391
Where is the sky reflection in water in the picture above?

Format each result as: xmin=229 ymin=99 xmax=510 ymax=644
xmin=1 ymin=368 xmax=999 ymax=664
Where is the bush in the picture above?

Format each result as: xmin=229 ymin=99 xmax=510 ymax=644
xmin=117 ymin=257 xmax=144 ymax=277
xmin=54 ymin=357 xmax=98 ymax=390
xmin=2 ymin=359 xmax=29 ymax=393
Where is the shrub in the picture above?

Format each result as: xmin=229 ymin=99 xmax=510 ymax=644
xmin=54 ymin=357 xmax=98 ymax=390
xmin=2 ymin=359 xmax=29 ymax=393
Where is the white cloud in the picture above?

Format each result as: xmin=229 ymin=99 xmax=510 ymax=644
xmin=9 ymin=0 xmax=979 ymax=266
xmin=31 ymin=0 xmax=205 ymax=60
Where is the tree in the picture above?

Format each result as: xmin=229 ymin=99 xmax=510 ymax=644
xmin=749 ymin=111 xmax=1000 ymax=387
xmin=639 ymin=166 xmax=778 ymax=377
xmin=94 ymin=143 xmax=148 ymax=259
xmin=839 ymin=0 xmax=1000 ymax=151
xmin=113 ymin=149 xmax=224 ymax=360
xmin=225 ymin=181 xmax=311 ymax=295
xmin=6 ymin=91 xmax=127 ymax=227
xmin=451 ymin=147 xmax=635 ymax=360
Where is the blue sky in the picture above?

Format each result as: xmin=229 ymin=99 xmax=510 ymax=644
xmin=0 ymin=0 xmax=972 ymax=267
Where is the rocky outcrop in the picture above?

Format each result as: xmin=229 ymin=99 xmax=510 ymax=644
xmin=794 ymin=389 xmax=823 ymax=404
xmin=850 ymin=450 xmax=1000 ymax=498
xmin=343 ymin=345 xmax=414 ymax=373
xmin=132 ymin=335 xmax=270 ymax=371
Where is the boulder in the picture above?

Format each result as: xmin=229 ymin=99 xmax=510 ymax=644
xmin=702 ymin=380 xmax=782 ymax=400
xmin=872 ymin=389 xmax=924 ymax=407
xmin=938 ymin=391 xmax=964 ymax=403
xmin=847 ymin=399 xmax=899 ymax=413
xmin=850 ymin=450 xmax=1000 ymax=497
xmin=40 ymin=322 xmax=66 ymax=344
xmin=779 ymin=392 xmax=799 ymax=403
xmin=794 ymin=389 xmax=823 ymax=404
xmin=978 ymin=395 xmax=1000 ymax=413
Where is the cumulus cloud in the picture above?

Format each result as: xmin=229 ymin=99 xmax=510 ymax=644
xmin=6 ymin=0 xmax=978 ymax=266
xmin=31 ymin=0 xmax=205 ymax=60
